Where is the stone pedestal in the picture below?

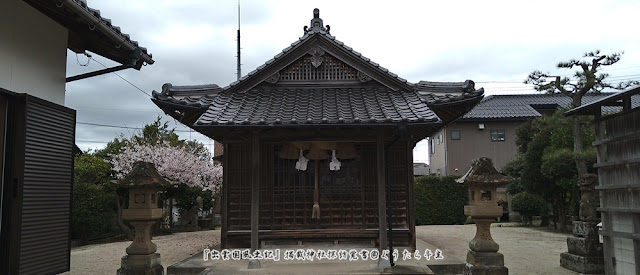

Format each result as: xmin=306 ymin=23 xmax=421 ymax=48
xmin=458 ymin=158 xmax=510 ymax=275
xmin=462 ymin=219 xmax=509 ymax=275
xmin=116 ymin=162 xmax=171 ymax=275
xmin=468 ymin=218 xmax=499 ymax=252
xmin=560 ymin=174 xmax=603 ymax=274
xmin=463 ymin=251 xmax=508 ymax=275
xmin=560 ymin=221 xmax=604 ymax=274
xmin=127 ymin=221 xmax=158 ymax=255
xmin=117 ymin=253 xmax=163 ymax=275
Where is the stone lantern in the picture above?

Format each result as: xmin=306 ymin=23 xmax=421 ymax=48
xmin=457 ymin=157 xmax=510 ymax=275
xmin=116 ymin=161 xmax=171 ymax=275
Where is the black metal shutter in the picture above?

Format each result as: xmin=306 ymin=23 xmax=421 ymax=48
xmin=18 ymin=95 xmax=75 ymax=274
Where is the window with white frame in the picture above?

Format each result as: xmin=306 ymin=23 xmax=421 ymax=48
xmin=490 ymin=130 xmax=505 ymax=142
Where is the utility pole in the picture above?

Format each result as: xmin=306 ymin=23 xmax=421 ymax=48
xmin=236 ymin=1 xmax=241 ymax=80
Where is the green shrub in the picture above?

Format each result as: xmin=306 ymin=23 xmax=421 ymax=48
xmin=511 ymin=192 xmax=545 ymax=226
xmin=414 ymin=175 xmax=468 ymax=225
xmin=72 ymin=180 xmax=117 ymax=243
xmin=72 ymin=154 xmax=118 ymax=244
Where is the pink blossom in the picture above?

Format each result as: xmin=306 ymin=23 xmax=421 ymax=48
xmin=109 ymin=139 xmax=222 ymax=193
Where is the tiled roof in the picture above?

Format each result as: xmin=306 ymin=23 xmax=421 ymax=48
xmin=68 ymin=0 xmax=151 ymax=56
xmin=25 ymin=0 xmax=154 ymax=67
xmin=224 ymin=29 xmax=410 ymax=91
xmin=415 ymin=80 xmax=482 ymax=105
xmin=151 ymin=8 xmax=484 ymax=138
xmin=461 ymin=93 xmax=639 ymax=120
xmin=194 ymin=88 xmax=439 ymax=126
xmin=152 ymin=84 xmax=222 ymax=109
xmin=565 ymin=86 xmax=640 ymax=116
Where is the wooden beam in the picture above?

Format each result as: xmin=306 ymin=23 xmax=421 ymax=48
xmin=376 ymin=131 xmax=388 ymax=253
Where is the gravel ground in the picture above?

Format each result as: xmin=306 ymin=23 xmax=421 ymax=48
xmin=64 ymin=225 xmax=576 ymax=274
xmin=416 ymin=224 xmax=577 ymax=275
xmin=62 ymin=230 xmax=220 ymax=275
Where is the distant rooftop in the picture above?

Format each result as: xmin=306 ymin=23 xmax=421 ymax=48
xmin=461 ymin=93 xmax=640 ymax=121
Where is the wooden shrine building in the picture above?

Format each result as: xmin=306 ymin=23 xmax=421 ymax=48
xmin=152 ymin=9 xmax=484 ymax=251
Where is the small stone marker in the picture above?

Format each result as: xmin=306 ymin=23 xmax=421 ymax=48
xmin=457 ymin=157 xmax=509 ymax=275
xmin=116 ymin=161 xmax=172 ymax=275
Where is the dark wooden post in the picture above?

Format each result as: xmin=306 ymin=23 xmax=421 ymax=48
xmin=377 ymin=131 xmax=390 ymax=267
xmin=248 ymin=131 xmax=261 ymax=269
xmin=407 ymin=139 xmax=417 ymax=250
xmin=221 ymin=142 xmax=229 ymax=248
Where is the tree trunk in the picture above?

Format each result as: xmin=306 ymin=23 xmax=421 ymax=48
xmin=571 ymin=95 xmax=588 ymax=175
xmin=115 ymin=191 xmax=133 ymax=240
xmin=555 ymin=193 xmax=568 ymax=233
xmin=169 ymin=197 xmax=174 ymax=228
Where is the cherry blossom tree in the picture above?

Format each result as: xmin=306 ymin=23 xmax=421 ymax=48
xmin=109 ymin=139 xmax=222 ymax=193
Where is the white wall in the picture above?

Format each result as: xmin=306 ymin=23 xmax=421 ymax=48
xmin=428 ymin=128 xmax=447 ymax=176
xmin=0 ymin=0 xmax=68 ymax=105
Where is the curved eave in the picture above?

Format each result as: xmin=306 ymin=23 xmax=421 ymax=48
xmin=427 ymin=88 xmax=485 ymax=124
xmin=151 ymin=98 xmax=207 ymax=126
xmin=191 ymin=120 xmax=444 ymax=142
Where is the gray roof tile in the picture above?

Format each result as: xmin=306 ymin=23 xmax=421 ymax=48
xmin=194 ymin=88 xmax=439 ymax=126
xmin=461 ymin=93 xmax=640 ymax=120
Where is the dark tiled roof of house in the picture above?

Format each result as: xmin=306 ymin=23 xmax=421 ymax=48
xmin=461 ymin=93 xmax=639 ymax=120
xmin=565 ymin=86 xmax=640 ymax=116
xmin=194 ymin=88 xmax=439 ymax=126
xmin=25 ymin=0 xmax=154 ymax=67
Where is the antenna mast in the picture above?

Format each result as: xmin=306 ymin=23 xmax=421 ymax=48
xmin=236 ymin=1 xmax=241 ymax=80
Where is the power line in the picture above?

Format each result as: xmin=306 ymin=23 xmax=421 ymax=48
xmin=76 ymin=121 xmax=195 ymax=132
xmin=76 ymin=139 xmax=216 ymax=146
xmin=90 ymin=57 xmax=152 ymax=97
xmin=70 ymin=105 xmax=163 ymax=113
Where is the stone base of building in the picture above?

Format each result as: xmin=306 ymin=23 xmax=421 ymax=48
xmin=462 ymin=251 xmax=508 ymax=275
xmin=560 ymin=252 xmax=604 ymax=274
xmin=117 ymin=253 xmax=164 ymax=275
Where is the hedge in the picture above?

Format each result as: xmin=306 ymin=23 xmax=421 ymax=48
xmin=414 ymin=175 xmax=468 ymax=225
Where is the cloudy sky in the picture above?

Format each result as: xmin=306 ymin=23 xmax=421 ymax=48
xmin=65 ymin=0 xmax=640 ymax=163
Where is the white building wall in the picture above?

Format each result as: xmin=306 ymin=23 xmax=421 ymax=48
xmin=428 ymin=128 xmax=447 ymax=176
xmin=0 ymin=0 xmax=68 ymax=105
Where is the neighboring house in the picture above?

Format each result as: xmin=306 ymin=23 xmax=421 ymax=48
xmin=565 ymin=87 xmax=640 ymax=275
xmin=428 ymin=93 xmax=636 ymax=176
xmin=0 ymin=1 xmax=152 ymax=274
xmin=413 ymin=163 xmax=429 ymax=176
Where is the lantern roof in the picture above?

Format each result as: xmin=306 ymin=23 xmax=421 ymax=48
xmin=457 ymin=157 xmax=511 ymax=186
xmin=117 ymin=161 xmax=171 ymax=189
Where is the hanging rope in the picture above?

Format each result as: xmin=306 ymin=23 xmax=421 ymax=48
xmin=312 ymin=161 xmax=320 ymax=219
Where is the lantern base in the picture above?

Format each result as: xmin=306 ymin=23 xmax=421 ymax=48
xmin=117 ymin=253 xmax=163 ymax=275
xmin=464 ymin=205 xmax=502 ymax=218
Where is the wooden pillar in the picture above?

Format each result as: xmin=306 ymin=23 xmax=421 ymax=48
xmin=377 ymin=131 xmax=390 ymax=267
xmin=248 ymin=132 xmax=261 ymax=269
xmin=221 ymin=142 xmax=229 ymax=248
xmin=407 ymin=139 xmax=417 ymax=250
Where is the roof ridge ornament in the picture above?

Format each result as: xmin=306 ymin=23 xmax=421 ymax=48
xmin=304 ymin=8 xmax=330 ymax=34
